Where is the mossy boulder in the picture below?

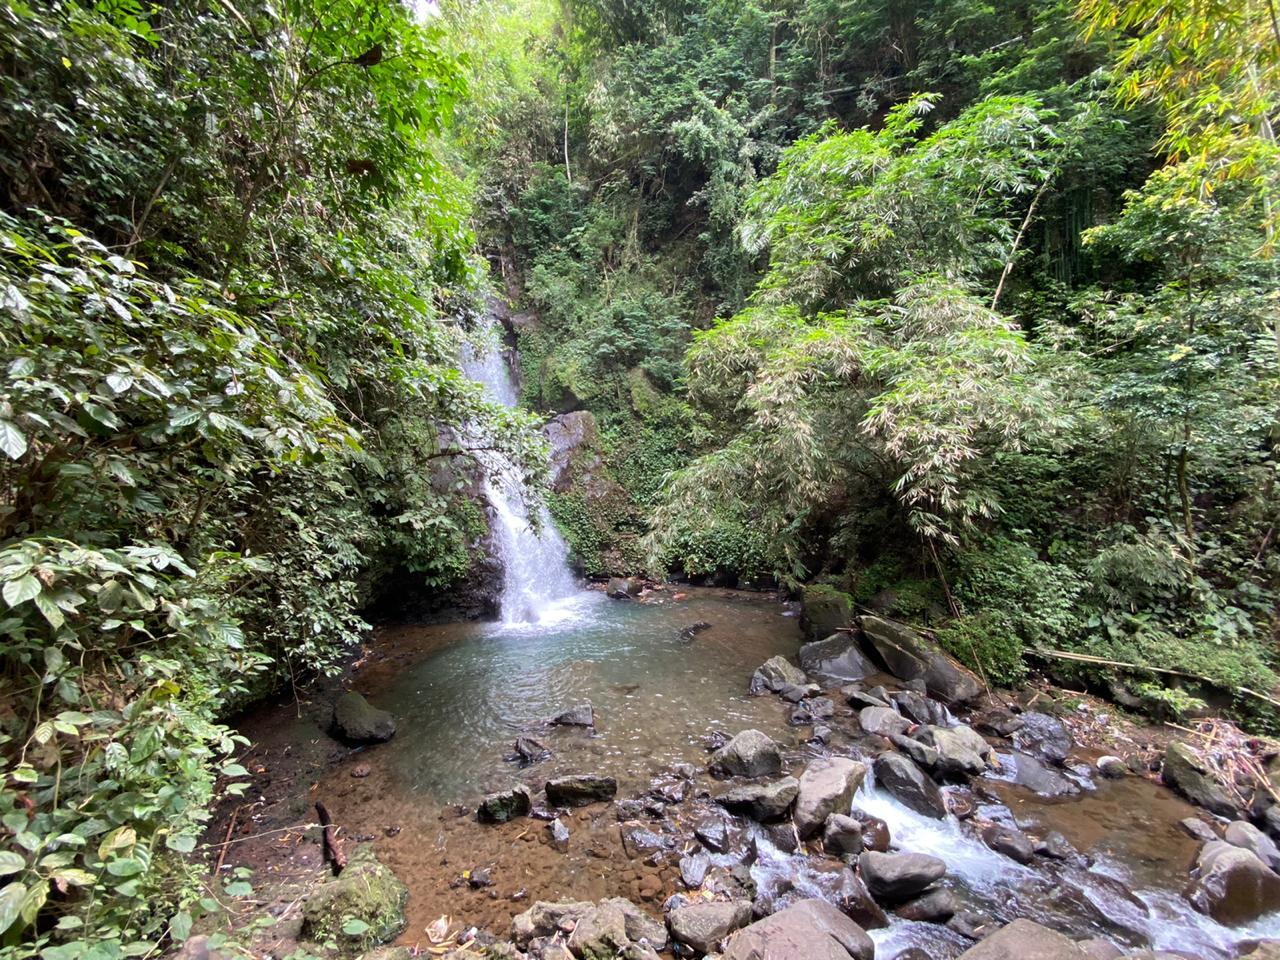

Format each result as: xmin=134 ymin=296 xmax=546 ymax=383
xmin=800 ymin=584 xmax=854 ymax=641
xmin=331 ymin=692 xmax=396 ymax=744
xmin=1162 ymin=741 xmax=1239 ymax=817
xmin=302 ymin=844 xmax=408 ymax=950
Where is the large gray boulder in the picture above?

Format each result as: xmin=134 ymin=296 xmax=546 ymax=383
xmin=873 ymin=753 xmax=947 ymax=818
xmin=1010 ymin=751 xmax=1079 ymax=798
xmin=331 ymin=692 xmax=396 ymax=744
xmin=858 ymin=850 xmax=946 ymax=902
xmin=859 ymin=706 xmax=912 ymax=738
xmin=1162 ymin=742 xmax=1238 ymax=816
xmin=955 ymin=919 xmax=1091 ymax=958
xmin=710 ymin=729 xmax=783 ymax=779
xmin=916 ymin=724 xmax=993 ymax=777
xmin=714 ymin=777 xmax=800 ymax=822
xmin=794 ymin=758 xmax=867 ymax=839
xmin=545 ymin=774 xmax=617 ymax=806
xmin=859 ymin=615 xmax=982 ymax=703
xmin=751 ymin=656 xmax=808 ymax=693
xmin=667 ymin=900 xmax=753 ymax=954
xmin=800 ymin=634 xmax=877 ymax=681
xmin=606 ymin=577 xmax=642 ymax=599
xmin=722 ymin=899 xmax=875 ymax=960
xmin=1226 ymin=820 xmax=1280 ymax=872
xmin=1185 ymin=840 xmax=1280 ymax=924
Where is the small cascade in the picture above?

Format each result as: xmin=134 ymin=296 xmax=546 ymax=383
xmin=462 ymin=319 xmax=580 ymax=625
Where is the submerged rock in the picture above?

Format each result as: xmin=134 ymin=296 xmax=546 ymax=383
xmin=859 ymin=615 xmax=982 ymax=704
xmin=331 ymin=691 xmax=396 ymax=744
xmin=545 ymin=774 xmax=618 ymax=806
xmin=858 ymin=850 xmax=946 ymax=903
xmin=896 ymin=887 xmax=957 ymax=923
xmin=722 ymin=898 xmax=875 ymax=960
xmin=508 ymin=735 xmax=551 ymax=766
xmin=800 ymin=634 xmax=877 ymax=681
xmin=710 ymin=729 xmax=783 ymax=779
xmin=1162 ymin=742 xmax=1238 ymax=817
xmin=551 ymin=702 xmax=596 ymax=727
xmin=794 ymin=757 xmax=867 ymax=839
xmin=301 ymin=844 xmax=407 ymax=946
xmin=667 ymin=899 xmax=753 ymax=954
xmin=1185 ymin=840 xmax=1280 ymax=924
xmin=955 ymin=918 xmax=1090 ymax=958
xmin=1008 ymin=751 xmax=1080 ymax=798
xmin=477 ymin=785 xmax=532 ymax=823
xmin=714 ymin=777 xmax=800 ymax=822
xmin=873 ymin=753 xmax=947 ymax=818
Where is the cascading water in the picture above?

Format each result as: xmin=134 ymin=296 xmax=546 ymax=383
xmin=462 ymin=320 xmax=581 ymax=625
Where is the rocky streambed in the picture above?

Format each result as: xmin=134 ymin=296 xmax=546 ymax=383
xmin=206 ymin=587 xmax=1280 ymax=960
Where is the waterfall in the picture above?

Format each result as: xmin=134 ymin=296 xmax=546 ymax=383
xmin=462 ymin=320 xmax=581 ymax=625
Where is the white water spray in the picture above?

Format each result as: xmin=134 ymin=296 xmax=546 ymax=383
xmin=462 ymin=320 xmax=581 ymax=625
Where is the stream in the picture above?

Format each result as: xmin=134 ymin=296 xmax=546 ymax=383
xmin=221 ymin=329 xmax=1280 ymax=959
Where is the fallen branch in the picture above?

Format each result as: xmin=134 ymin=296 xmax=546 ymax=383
xmin=1029 ymin=648 xmax=1280 ymax=711
xmin=316 ymin=801 xmax=346 ymax=875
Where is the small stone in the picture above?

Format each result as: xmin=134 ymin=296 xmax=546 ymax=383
xmin=709 ymin=729 xmax=783 ymax=779
xmin=351 ymin=764 xmax=371 ymax=778
xmin=1179 ymin=817 xmax=1218 ymax=843
xmin=896 ymin=887 xmax=956 ymax=922
xmin=1096 ymin=755 xmax=1127 ymax=779
xmin=477 ymin=785 xmax=532 ymax=824
xmin=548 ymin=818 xmax=570 ymax=852
xmin=695 ymin=817 xmax=730 ymax=853
xmin=680 ymin=853 xmax=709 ymax=888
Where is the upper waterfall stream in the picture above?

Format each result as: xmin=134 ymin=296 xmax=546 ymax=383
xmin=463 ymin=321 xmax=581 ymax=625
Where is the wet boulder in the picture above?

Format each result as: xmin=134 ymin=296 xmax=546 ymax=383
xmin=1095 ymin=755 xmax=1127 ymax=779
xmin=667 ymin=899 xmax=753 ymax=954
xmin=790 ymin=697 xmax=835 ymax=726
xmin=873 ymin=753 xmax=947 ymax=818
xmin=823 ymin=814 xmax=865 ymax=856
xmin=331 ymin=691 xmax=396 ymax=744
xmin=896 ymin=887 xmax=957 ymax=923
xmin=751 ymin=656 xmax=808 ymax=694
xmin=858 ymin=850 xmax=946 ymax=903
xmin=1185 ymin=840 xmax=1280 ymax=924
xmin=892 ymin=690 xmax=948 ymax=727
xmin=794 ymin=758 xmax=868 ymax=839
xmin=508 ymin=736 xmax=551 ymax=766
xmin=982 ymin=825 xmax=1036 ymax=864
xmin=779 ymin=682 xmax=821 ymax=703
xmin=477 ymin=785 xmax=532 ymax=823
xmin=1226 ymin=820 xmax=1280 ymax=872
xmin=854 ymin=813 xmax=891 ymax=852
xmin=752 ymin=859 xmax=886 ymax=930
xmin=551 ymin=702 xmax=596 ymax=727
xmin=917 ymin=724 xmax=993 ymax=778
xmin=301 ymin=844 xmax=407 ymax=947
xmin=1034 ymin=830 xmax=1079 ymax=861
xmin=955 ymin=918 xmax=1091 ymax=958
xmin=710 ymin=729 xmax=783 ymax=779
xmin=859 ymin=706 xmax=912 ymax=738
xmin=800 ymin=585 xmax=854 ymax=641
xmin=567 ymin=899 xmax=631 ymax=958
xmin=620 ymin=822 xmax=673 ymax=858
xmin=607 ymin=577 xmax=642 ymax=599
xmin=1179 ymin=817 xmax=1218 ymax=843
xmin=722 ymin=898 xmax=875 ymax=960
xmin=1162 ymin=742 xmax=1238 ymax=817
xmin=681 ymin=852 xmax=710 ymax=889
xmin=714 ymin=777 xmax=800 ymax=822
xmin=859 ymin=615 xmax=982 ymax=704
xmin=1008 ymin=751 xmax=1080 ymax=798
xmin=546 ymin=774 xmax=618 ymax=806
xmin=696 ymin=817 xmax=730 ymax=853
xmin=800 ymin=634 xmax=877 ymax=681
xmin=1012 ymin=712 xmax=1072 ymax=765
xmin=889 ymin=733 xmax=940 ymax=770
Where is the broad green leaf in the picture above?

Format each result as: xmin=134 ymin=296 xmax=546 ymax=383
xmin=0 ymin=851 xmax=25 ymax=876
xmin=0 ymin=880 xmax=26 ymax=934
xmin=3 ymin=575 xmax=40 ymax=607
xmin=341 ymin=918 xmax=371 ymax=936
xmin=0 ymin=420 xmax=27 ymax=460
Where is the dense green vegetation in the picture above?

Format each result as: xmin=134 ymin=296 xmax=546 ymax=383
xmin=0 ymin=0 xmax=1276 ymax=955
xmin=455 ymin=0 xmax=1278 ymax=709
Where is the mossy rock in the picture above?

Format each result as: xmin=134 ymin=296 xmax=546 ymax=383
xmin=302 ymin=844 xmax=408 ymax=951
xmin=800 ymin=584 xmax=854 ymax=641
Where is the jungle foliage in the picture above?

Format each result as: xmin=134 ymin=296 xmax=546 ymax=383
xmin=0 ymin=1 xmax=543 ymax=955
xmin=455 ymin=0 xmax=1280 ymax=715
